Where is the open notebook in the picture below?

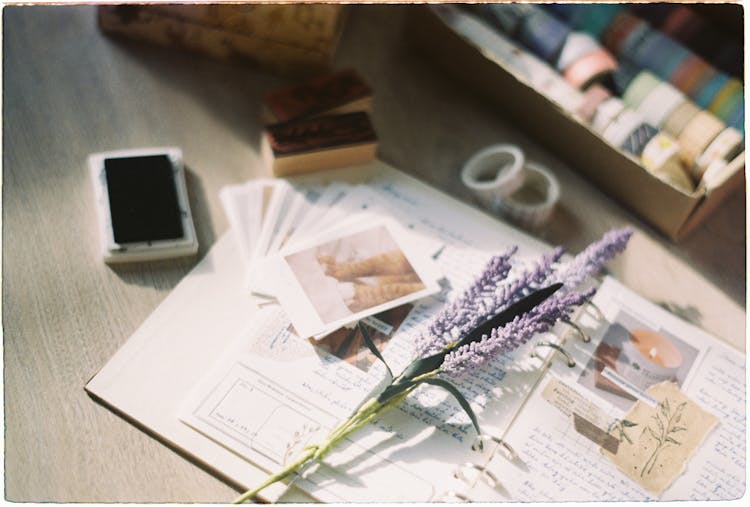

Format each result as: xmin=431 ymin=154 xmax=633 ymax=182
xmin=85 ymin=161 xmax=745 ymax=502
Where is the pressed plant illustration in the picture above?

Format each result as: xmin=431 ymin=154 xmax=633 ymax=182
xmin=608 ymin=418 xmax=638 ymax=444
xmin=641 ymin=398 xmax=687 ymax=477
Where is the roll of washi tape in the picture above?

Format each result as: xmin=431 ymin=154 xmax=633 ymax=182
xmin=622 ymin=71 xmax=662 ymax=110
xmin=542 ymin=3 xmax=579 ymax=22
xmin=571 ymin=4 xmax=624 ymax=38
xmin=653 ymin=42 xmax=692 ymax=83
xmin=708 ymin=79 xmax=743 ymax=116
xmin=611 ymin=60 xmax=641 ymax=95
xmin=661 ymin=6 xmax=706 ymax=43
xmin=622 ymin=123 xmax=659 ymax=156
xmin=628 ymin=29 xmax=666 ymax=67
xmin=602 ymin=109 xmax=647 ymax=149
xmin=628 ymin=32 xmax=690 ymax=82
xmin=563 ymin=48 xmax=618 ymax=89
xmin=641 ymin=133 xmax=694 ymax=193
xmin=556 ymin=31 xmax=600 ymax=72
xmin=493 ymin=162 xmax=560 ymax=229
xmin=726 ymin=101 xmax=744 ymax=133
xmin=636 ymin=81 xmax=686 ymax=127
xmin=670 ymin=55 xmax=716 ymax=98
xmin=693 ymin=72 xmax=730 ymax=108
xmin=518 ymin=8 xmax=572 ymax=63
xmin=677 ymin=110 xmax=725 ymax=172
xmin=713 ymin=87 xmax=743 ymax=123
xmin=576 ymin=83 xmax=611 ymax=123
xmin=694 ymin=127 xmax=744 ymax=180
xmin=592 ymin=97 xmax=625 ymax=134
xmin=461 ymin=144 xmax=526 ymax=211
xmin=562 ymin=4 xmax=593 ymax=27
xmin=602 ymin=11 xmax=643 ymax=56
xmin=483 ymin=3 xmax=534 ymax=36
xmin=618 ymin=22 xmax=652 ymax=60
xmin=662 ymin=100 xmax=701 ymax=138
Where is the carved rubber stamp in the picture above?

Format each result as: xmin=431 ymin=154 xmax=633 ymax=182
xmin=261 ymin=111 xmax=378 ymax=176
xmin=262 ymin=68 xmax=373 ymax=123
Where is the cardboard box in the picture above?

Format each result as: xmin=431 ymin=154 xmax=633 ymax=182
xmin=409 ymin=6 xmax=744 ymax=241
xmin=98 ymin=4 xmax=347 ymax=77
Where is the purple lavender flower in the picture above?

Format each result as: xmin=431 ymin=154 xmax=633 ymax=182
xmin=551 ymin=227 xmax=633 ymax=289
xmin=441 ymin=289 xmax=594 ymax=375
xmin=417 ymin=227 xmax=632 ymax=374
xmin=415 ymin=248 xmax=516 ymax=355
xmin=415 ymin=246 xmax=565 ymax=357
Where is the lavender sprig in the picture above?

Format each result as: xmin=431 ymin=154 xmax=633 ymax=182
xmin=441 ymin=289 xmax=594 ymax=375
xmin=551 ymin=227 xmax=633 ymax=289
xmin=415 ymin=246 xmax=565 ymax=356
xmin=416 ymin=247 xmax=516 ymax=355
xmin=435 ymin=227 xmax=632 ymax=376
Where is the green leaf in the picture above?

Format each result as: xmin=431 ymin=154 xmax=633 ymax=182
xmin=646 ymin=426 xmax=660 ymax=440
xmin=419 ymin=377 xmax=481 ymax=435
xmin=358 ymin=321 xmax=393 ymax=379
xmin=671 ymin=426 xmax=687 ymax=433
xmin=665 ymin=436 xmax=682 ymax=445
xmin=622 ymin=420 xmax=638 ymax=427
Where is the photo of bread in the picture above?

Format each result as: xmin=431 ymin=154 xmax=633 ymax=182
xmin=284 ymin=225 xmax=426 ymax=324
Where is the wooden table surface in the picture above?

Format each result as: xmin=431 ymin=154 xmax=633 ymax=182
xmin=2 ymin=4 xmax=745 ymax=502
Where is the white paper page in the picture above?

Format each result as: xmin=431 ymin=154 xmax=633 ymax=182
xmin=219 ymin=183 xmax=258 ymax=270
xmin=284 ymin=182 xmax=352 ymax=247
xmin=481 ymin=277 xmax=745 ymax=501
xmin=267 ymin=184 xmax=326 ymax=255
xmin=295 ymin=184 xmax=387 ymax=242
xmin=248 ymin=179 xmax=281 ymax=263
xmin=251 ymin=179 xmax=292 ymax=261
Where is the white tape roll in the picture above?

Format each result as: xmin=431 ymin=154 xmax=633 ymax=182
xmin=556 ymin=31 xmax=600 ymax=72
xmin=591 ymin=97 xmax=625 ymax=134
xmin=636 ymin=81 xmax=685 ymax=128
xmin=694 ymin=127 xmax=744 ymax=180
xmin=602 ymin=109 xmax=646 ymax=148
xmin=641 ymin=133 xmax=693 ymax=193
xmin=493 ymin=162 xmax=561 ymax=229
xmin=461 ymin=144 xmax=526 ymax=210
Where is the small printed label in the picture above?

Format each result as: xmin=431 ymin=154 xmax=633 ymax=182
xmin=361 ymin=315 xmax=394 ymax=336
xmin=542 ymin=378 xmax=609 ymax=429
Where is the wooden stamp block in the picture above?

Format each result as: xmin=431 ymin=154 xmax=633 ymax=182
xmin=261 ymin=111 xmax=378 ymax=176
xmin=262 ymin=68 xmax=373 ymax=123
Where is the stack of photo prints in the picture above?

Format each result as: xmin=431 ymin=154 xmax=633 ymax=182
xmin=220 ymin=179 xmax=442 ymax=343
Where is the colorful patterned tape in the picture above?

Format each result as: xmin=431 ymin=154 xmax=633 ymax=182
xmin=473 ymin=3 xmax=742 ymax=188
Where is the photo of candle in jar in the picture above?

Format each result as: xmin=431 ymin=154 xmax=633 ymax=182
xmin=620 ymin=328 xmax=683 ymax=391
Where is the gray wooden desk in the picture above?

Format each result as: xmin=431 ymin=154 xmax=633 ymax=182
xmin=2 ymin=5 xmax=745 ymax=502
